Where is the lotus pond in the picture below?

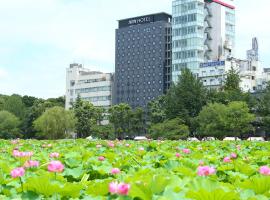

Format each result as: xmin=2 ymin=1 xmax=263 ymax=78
xmin=0 ymin=139 xmax=269 ymax=199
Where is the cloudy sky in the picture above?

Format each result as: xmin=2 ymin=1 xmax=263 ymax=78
xmin=0 ymin=0 xmax=269 ymax=98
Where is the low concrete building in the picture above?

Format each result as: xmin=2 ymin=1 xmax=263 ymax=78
xmin=65 ymin=63 xmax=113 ymax=110
xmin=199 ymin=58 xmax=261 ymax=93
xmin=256 ymin=68 xmax=270 ymax=91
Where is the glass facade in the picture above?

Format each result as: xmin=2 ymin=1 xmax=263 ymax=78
xmin=225 ymin=8 xmax=236 ymax=49
xmin=172 ymin=0 xmax=205 ymax=82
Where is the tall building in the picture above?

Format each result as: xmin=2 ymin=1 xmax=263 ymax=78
xmin=65 ymin=63 xmax=113 ymax=111
xmin=114 ymin=13 xmax=172 ymax=108
xmin=247 ymin=37 xmax=259 ymax=61
xmin=172 ymin=0 xmax=235 ymax=82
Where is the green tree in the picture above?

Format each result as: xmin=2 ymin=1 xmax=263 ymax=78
xmin=34 ymin=106 xmax=75 ymax=139
xmin=108 ymin=103 xmax=132 ymax=139
xmin=130 ymin=107 xmax=145 ymax=136
xmin=257 ymin=82 xmax=270 ymax=138
xmin=196 ymin=103 xmax=227 ymax=139
xmin=207 ymin=68 xmax=256 ymax=109
xmin=149 ymin=118 xmax=189 ymax=140
xmin=92 ymin=124 xmax=115 ymax=140
xmin=147 ymin=96 xmax=166 ymax=124
xmin=72 ymin=96 xmax=103 ymax=138
xmin=197 ymin=101 xmax=255 ymax=139
xmin=223 ymin=67 xmax=241 ymax=91
xmin=21 ymin=99 xmax=60 ymax=139
xmin=0 ymin=111 xmax=21 ymax=139
xmin=225 ymin=101 xmax=255 ymax=138
xmin=165 ymin=68 xmax=207 ymax=127
xmin=1 ymin=94 xmax=26 ymax=119
xmin=22 ymin=95 xmax=39 ymax=107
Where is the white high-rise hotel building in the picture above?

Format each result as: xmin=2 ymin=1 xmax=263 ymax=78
xmin=172 ymin=0 xmax=235 ymax=82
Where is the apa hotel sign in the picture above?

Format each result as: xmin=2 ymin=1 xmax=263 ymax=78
xmin=128 ymin=16 xmax=152 ymax=25
xmin=119 ymin=15 xmax=154 ymax=28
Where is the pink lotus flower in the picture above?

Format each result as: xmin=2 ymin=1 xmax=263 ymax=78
xmin=182 ymin=148 xmax=191 ymax=154
xmin=12 ymin=150 xmax=20 ymax=157
xmin=96 ymin=144 xmax=102 ymax=148
xmin=175 ymin=153 xmax=181 ymax=158
xmin=109 ymin=182 xmax=130 ymax=195
xmin=259 ymin=166 xmax=270 ymax=176
xmin=108 ymin=142 xmax=115 ymax=148
xmin=98 ymin=156 xmax=105 ymax=161
xmin=197 ymin=166 xmax=216 ymax=176
xmin=50 ymin=152 xmax=60 ymax=158
xmin=11 ymin=167 xmax=25 ymax=178
xmin=230 ymin=153 xmax=237 ymax=159
xmin=13 ymin=150 xmax=33 ymax=158
xmin=117 ymin=183 xmax=130 ymax=195
xmin=24 ymin=160 xmax=39 ymax=168
xmin=125 ymin=144 xmax=130 ymax=147
xmin=47 ymin=161 xmax=64 ymax=173
xmin=109 ymin=181 xmax=118 ymax=194
xmin=111 ymin=168 xmax=121 ymax=174
xmin=11 ymin=140 xmax=19 ymax=145
xmin=223 ymin=157 xmax=232 ymax=163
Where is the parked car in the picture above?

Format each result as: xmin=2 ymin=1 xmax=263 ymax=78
xmin=223 ymin=137 xmax=241 ymax=141
xmin=134 ymin=136 xmax=148 ymax=141
xmin=187 ymin=137 xmax=200 ymax=141
xmin=202 ymin=137 xmax=216 ymax=141
xmin=247 ymin=137 xmax=265 ymax=141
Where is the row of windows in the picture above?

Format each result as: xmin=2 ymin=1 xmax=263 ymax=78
xmin=75 ymin=86 xmax=111 ymax=94
xmin=77 ymin=77 xmax=108 ymax=85
xmin=117 ymin=34 xmax=162 ymax=42
xmin=226 ymin=23 xmax=235 ymax=33
xmin=173 ymin=13 xmax=197 ymax=25
xmin=172 ymin=62 xmax=201 ymax=72
xmin=173 ymin=26 xmax=196 ymax=37
xmin=123 ymin=26 xmax=163 ymax=34
xmin=117 ymin=50 xmax=162 ymax=58
xmin=172 ymin=2 xmax=197 ymax=14
xmin=117 ymin=80 xmax=163 ymax=86
xmin=173 ymin=38 xmax=203 ymax=48
xmin=117 ymin=96 xmax=156 ymax=103
xmin=82 ymin=96 xmax=111 ymax=102
xmin=173 ymin=50 xmax=196 ymax=59
xmin=201 ymin=69 xmax=225 ymax=76
xmin=117 ymin=87 xmax=162 ymax=94
xmin=225 ymin=11 xmax=235 ymax=22
xmin=118 ymin=65 xmax=162 ymax=71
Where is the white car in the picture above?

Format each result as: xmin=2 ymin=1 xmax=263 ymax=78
xmin=202 ymin=137 xmax=216 ymax=141
xmin=187 ymin=137 xmax=200 ymax=141
xmin=134 ymin=136 xmax=148 ymax=141
xmin=223 ymin=137 xmax=241 ymax=141
xmin=247 ymin=137 xmax=265 ymax=141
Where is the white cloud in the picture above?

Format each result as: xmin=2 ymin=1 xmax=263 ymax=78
xmin=0 ymin=68 xmax=8 ymax=79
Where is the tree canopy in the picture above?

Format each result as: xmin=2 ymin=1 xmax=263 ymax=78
xmin=0 ymin=111 xmax=21 ymax=139
xmin=34 ymin=106 xmax=76 ymax=139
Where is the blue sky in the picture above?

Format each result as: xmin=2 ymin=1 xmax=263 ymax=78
xmin=0 ymin=0 xmax=269 ymax=98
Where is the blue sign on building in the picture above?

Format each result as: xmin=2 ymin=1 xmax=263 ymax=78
xmin=200 ymin=61 xmax=225 ymax=68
